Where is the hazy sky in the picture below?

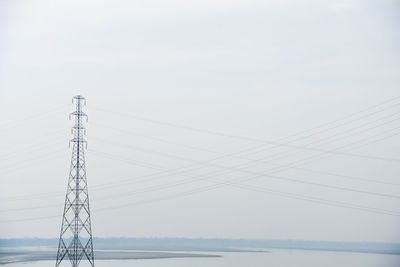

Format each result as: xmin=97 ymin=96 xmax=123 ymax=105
xmin=0 ymin=0 xmax=399 ymax=242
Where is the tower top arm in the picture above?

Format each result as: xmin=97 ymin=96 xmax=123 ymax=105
xmin=69 ymin=95 xmax=88 ymax=147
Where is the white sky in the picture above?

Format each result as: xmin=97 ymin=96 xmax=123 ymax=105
xmin=0 ymin=0 xmax=399 ymax=242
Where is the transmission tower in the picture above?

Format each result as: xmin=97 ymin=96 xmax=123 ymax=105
xmin=55 ymin=95 xmax=94 ymax=267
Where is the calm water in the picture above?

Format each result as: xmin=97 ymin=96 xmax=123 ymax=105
xmin=7 ymin=249 xmax=400 ymax=267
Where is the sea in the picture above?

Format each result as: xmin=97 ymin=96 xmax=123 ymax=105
xmin=5 ymin=249 xmax=400 ymax=267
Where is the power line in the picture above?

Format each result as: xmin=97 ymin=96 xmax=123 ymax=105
xmin=251 ymin=115 xmax=400 ymax=163
xmin=90 ymin=125 xmax=400 ymax=187
xmin=3 ymin=135 xmax=399 ymax=215
xmin=276 ymin=96 xmax=400 ymax=141
xmin=90 ymin=97 xmax=400 ymax=160
xmin=0 ymin=149 xmax=66 ymax=175
xmin=2 ymin=117 xmax=399 ymax=204
xmin=1 ymin=98 xmax=398 ymax=222
xmin=89 ymin=108 xmax=400 ymax=194
xmin=87 ymin=149 xmax=400 ymax=200
xmin=94 ymin=137 xmax=400 ymax=187
xmin=1 ymin=171 xmax=399 ymax=223
xmin=0 ymin=104 xmax=70 ymax=130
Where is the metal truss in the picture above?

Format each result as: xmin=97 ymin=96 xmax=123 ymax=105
xmin=56 ymin=95 xmax=94 ymax=267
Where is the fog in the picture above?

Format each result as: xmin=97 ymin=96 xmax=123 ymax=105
xmin=0 ymin=0 xmax=399 ymax=243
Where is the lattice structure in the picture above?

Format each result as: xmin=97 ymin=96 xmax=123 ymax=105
xmin=56 ymin=95 xmax=94 ymax=267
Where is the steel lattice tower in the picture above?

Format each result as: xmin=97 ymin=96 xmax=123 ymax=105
xmin=56 ymin=95 xmax=94 ymax=267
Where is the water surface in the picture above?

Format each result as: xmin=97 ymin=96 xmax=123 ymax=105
xmin=6 ymin=249 xmax=400 ymax=267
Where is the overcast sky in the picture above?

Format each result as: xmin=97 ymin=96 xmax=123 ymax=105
xmin=0 ymin=0 xmax=399 ymax=242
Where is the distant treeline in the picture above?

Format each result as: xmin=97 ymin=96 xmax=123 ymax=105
xmin=1 ymin=238 xmax=400 ymax=254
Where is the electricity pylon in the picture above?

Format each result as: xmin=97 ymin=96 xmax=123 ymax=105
xmin=55 ymin=95 xmax=94 ymax=267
